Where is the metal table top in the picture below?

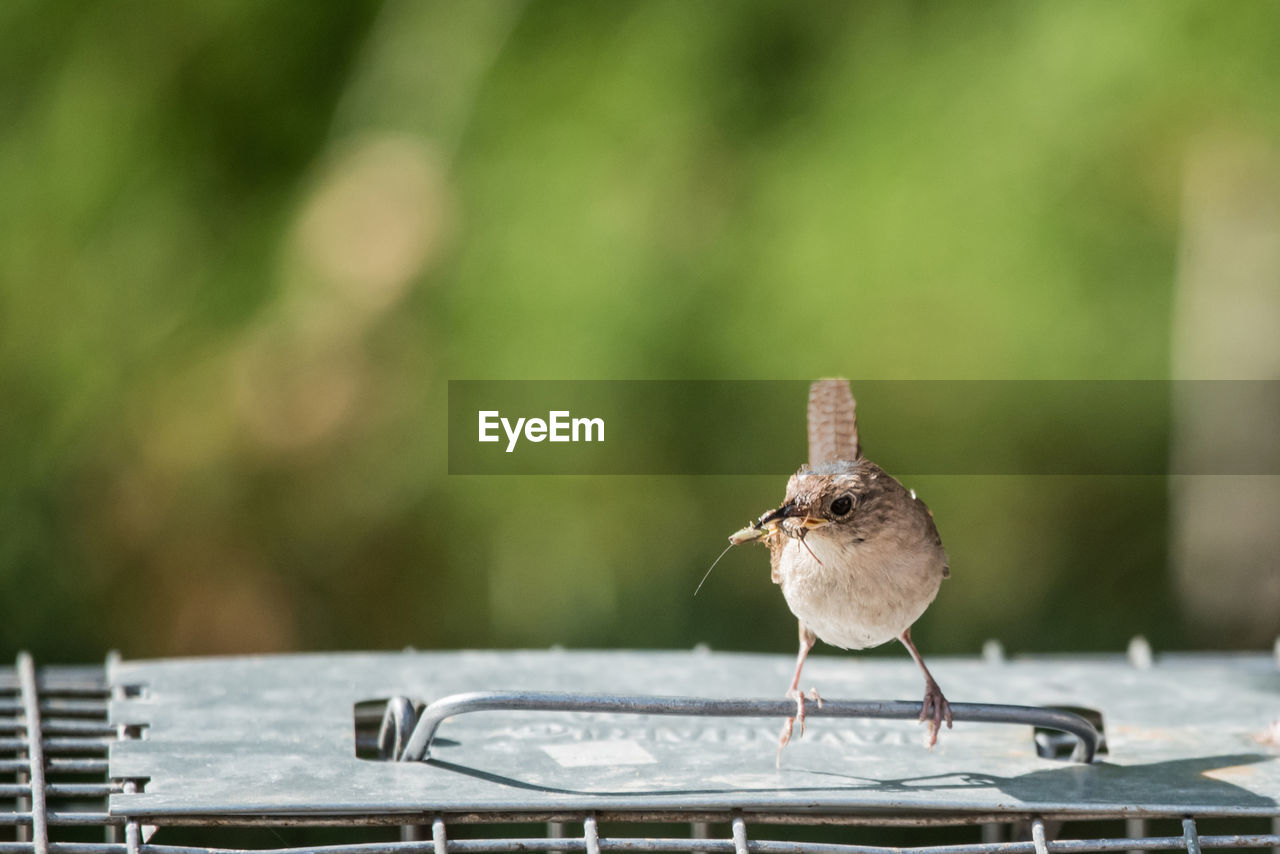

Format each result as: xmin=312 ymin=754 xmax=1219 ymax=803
xmin=107 ymin=649 xmax=1280 ymax=820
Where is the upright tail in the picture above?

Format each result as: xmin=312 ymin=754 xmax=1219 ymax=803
xmin=807 ymin=378 xmax=860 ymax=467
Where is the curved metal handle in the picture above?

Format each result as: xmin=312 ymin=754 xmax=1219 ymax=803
xmin=394 ymin=691 xmax=1100 ymax=763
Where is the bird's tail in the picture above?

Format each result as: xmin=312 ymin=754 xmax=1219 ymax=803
xmin=807 ymin=378 xmax=860 ymax=467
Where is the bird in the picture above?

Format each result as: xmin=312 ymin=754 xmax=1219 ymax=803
xmin=729 ymin=379 xmax=952 ymax=761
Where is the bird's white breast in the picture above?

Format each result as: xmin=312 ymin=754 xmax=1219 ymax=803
xmin=777 ymin=532 xmax=943 ymax=650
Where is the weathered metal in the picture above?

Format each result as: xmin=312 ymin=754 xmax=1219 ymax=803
xmin=103 ymin=649 xmax=1278 ymax=820
xmin=2 ymin=648 xmax=1278 ymax=854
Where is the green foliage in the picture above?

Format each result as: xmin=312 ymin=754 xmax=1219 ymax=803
xmin=2 ymin=0 xmax=1277 ymax=661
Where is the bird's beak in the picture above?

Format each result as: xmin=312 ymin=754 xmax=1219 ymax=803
xmin=755 ymin=502 xmax=799 ymax=528
xmin=730 ymin=502 xmax=827 ymax=545
xmin=755 ymin=503 xmax=830 ymax=531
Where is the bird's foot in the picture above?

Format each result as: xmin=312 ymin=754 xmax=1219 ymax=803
xmin=918 ymin=678 xmax=953 ymax=749
xmin=777 ymin=687 xmax=822 ymax=766
xmin=787 ymin=686 xmax=823 ymax=737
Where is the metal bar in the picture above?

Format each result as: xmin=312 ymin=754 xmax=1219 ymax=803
xmin=1128 ymin=637 xmax=1153 ymax=669
xmin=52 ymin=812 xmax=125 ymax=826
xmin=18 ymin=653 xmax=50 ymax=854
xmin=95 ymin=812 xmax=1280 ymax=830
xmin=1182 ymin=819 xmax=1201 ymax=854
xmin=0 ymin=783 xmax=123 ymax=798
xmin=0 ymin=833 xmax=1254 ymax=854
xmin=378 ymin=698 xmax=417 ymax=761
xmin=35 ymin=721 xmax=116 ymax=736
xmin=0 ymin=700 xmax=107 ymax=717
xmin=49 ymin=759 xmax=111 ymax=774
xmin=0 ymin=676 xmax=104 ymax=695
xmin=0 ymin=737 xmax=112 ymax=754
xmin=123 ymin=781 xmax=141 ymax=854
xmin=0 ymin=715 xmax=110 ymax=734
xmin=432 ymin=816 xmax=447 ymax=854
xmin=1031 ymin=819 xmax=1049 ymax=854
xmin=585 ymin=815 xmax=601 ymax=854
xmin=29 ymin=686 xmax=110 ymax=698
xmin=0 ymin=812 xmax=125 ymax=826
xmin=46 ymin=699 xmax=108 ymax=717
xmin=67 ymin=812 xmax=1280 ymax=829
xmin=42 ymin=738 xmax=113 ymax=754
xmin=0 ymin=836 xmax=1275 ymax=854
xmin=731 ymin=815 xmax=748 ymax=854
xmin=1127 ymin=819 xmax=1147 ymax=854
xmin=399 ymin=825 xmax=426 ymax=843
xmin=125 ymin=817 xmax=141 ymax=854
xmin=15 ymin=765 xmax=31 ymax=845
xmin=398 ymin=692 xmax=1100 ymax=763
xmin=107 ymin=653 xmax=124 ymax=848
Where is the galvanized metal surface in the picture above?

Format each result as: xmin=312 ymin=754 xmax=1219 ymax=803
xmin=105 ymin=650 xmax=1280 ymax=820
xmin=6 ymin=652 xmax=1280 ymax=854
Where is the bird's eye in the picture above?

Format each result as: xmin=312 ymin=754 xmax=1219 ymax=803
xmin=830 ymin=494 xmax=855 ymax=517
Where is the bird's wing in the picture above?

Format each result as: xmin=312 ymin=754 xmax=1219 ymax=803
xmin=807 ymin=378 xmax=860 ymax=467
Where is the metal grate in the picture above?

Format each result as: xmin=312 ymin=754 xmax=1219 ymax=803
xmin=3 ymin=648 xmax=1279 ymax=854
xmin=1 ymin=652 xmax=122 ymax=854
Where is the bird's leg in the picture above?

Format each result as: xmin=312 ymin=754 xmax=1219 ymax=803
xmin=785 ymin=623 xmax=820 ymax=733
xmin=899 ymin=626 xmax=952 ymax=748
xmin=777 ymin=622 xmax=820 ymax=765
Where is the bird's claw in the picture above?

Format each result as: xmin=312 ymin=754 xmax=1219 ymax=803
xmin=777 ymin=687 xmax=822 ymax=766
xmin=918 ymin=678 xmax=953 ymax=748
xmin=786 ymin=686 xmax=822 ymax=736
xmin=776 ymin=719 xmax=793 ymax=768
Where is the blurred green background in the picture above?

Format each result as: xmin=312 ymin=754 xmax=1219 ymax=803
xmin=2 ymin=0 xmax=1277 ymax=665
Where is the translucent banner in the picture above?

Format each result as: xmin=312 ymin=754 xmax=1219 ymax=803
xmin=447 ymin=380 xmax=1278 ymax=475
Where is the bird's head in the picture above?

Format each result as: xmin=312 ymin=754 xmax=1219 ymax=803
xmin=729 ymin=459 xmax=885 ymax=545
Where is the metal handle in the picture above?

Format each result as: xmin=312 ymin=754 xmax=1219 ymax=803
xmin=392 ymin=690 xmax=1100 ymax=763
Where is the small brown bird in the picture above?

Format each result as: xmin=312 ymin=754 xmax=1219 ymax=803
xmin=730 ymin=379 xmax=952 ymax=759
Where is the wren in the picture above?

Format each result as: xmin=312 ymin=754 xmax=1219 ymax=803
xmin=731 ymin=379 xmax=952 ymax=760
